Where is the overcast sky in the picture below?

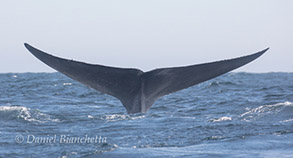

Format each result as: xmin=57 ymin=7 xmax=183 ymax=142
xmin=0 ymin=0 xmax=292 ymax=73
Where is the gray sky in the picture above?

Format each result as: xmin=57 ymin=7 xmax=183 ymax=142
xmin=0 ymin=0 xmax=292 ymax=73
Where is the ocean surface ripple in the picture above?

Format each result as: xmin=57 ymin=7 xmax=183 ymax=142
xmin=0 ymin=72 xmax=293 ymax=158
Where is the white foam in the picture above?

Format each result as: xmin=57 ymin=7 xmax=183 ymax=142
xmin=104 ymin=114 xmax=145 ymax=122
xmin=210 ymin=136 xmax=223 ymax=139
xmin=242 ymin=101 xmax=292 ymax=116
xmin=241 ymin=101 xmax=293 ymax=121
xmin=280 ymin=118 xmax=293 ymax=123
xmin=0 ymin=106 xmax=59 ymax=123
xmin=105 ymin=114 xmax=127 ymax=121
xmin=63 ymin=83 xmax=72 ymax=86
xmin=211 ymin=116 xmax=232 ymax=122
xmin=0 ymin=106 xmax=32 ymax=121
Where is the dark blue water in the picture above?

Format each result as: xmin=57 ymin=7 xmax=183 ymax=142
xmin=0 ymin=72 xmax=293 ymax=158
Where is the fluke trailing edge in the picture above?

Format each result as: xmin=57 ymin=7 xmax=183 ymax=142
xmin=24 ymin=43 xmax=268 ymax=114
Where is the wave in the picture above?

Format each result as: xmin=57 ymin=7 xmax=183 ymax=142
xmin=280 ymin=118 xmax=293 ymax=123
xmin=0 ymin=105 xmax=59 ymax=123
xmin=210 ymin=116 xmax=232 ymax=122
xmin=102 ymin=114 xmax=146 ymax=122
xmin=240 ymin=101 xmax=293 ymax=122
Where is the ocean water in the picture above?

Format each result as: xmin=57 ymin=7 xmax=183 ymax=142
xmin=0 ymin=72 xmax=292 ymax=158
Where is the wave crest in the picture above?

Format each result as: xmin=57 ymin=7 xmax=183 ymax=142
xmin=0 ymin=105 xmax=59 ymax=123
xmin=102 ymin=114 xmax=146 ymax=122
xmin=210 ymin=116 xmax=232 ymax=122
xmin=241 ymin=101 xmax=293 ymax=122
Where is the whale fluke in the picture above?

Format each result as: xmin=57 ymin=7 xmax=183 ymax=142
xmin=24 ymin=43 xmax=268 ymax=113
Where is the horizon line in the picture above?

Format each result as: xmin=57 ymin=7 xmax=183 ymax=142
xmin=0 ymin=71 xmax=292 ymax=74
